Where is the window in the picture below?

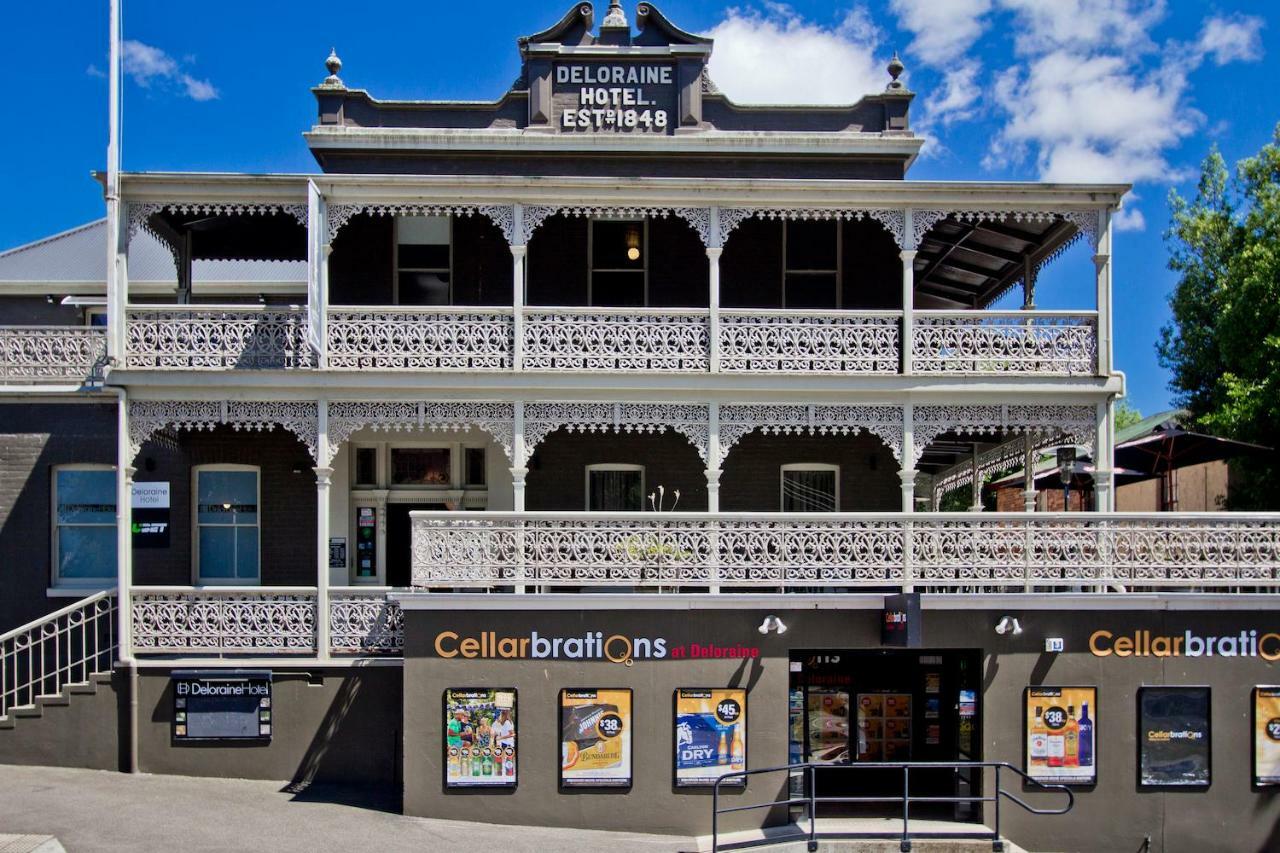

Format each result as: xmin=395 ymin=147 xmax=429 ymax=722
xmin=586 ymin=464 xmax=645 ymax=511
xmin=784 ymin=220 xmax=840 ymax=309
xmin=194 ymin=466 xmax=260 ymax=584
xmin=464 ymin=447 xmax=487 ymax=487
xmin=590 ymin=219 xmax=646 ymax=307
xmin=396 ymin=215 xmax=451 ymax=305
xmin=52 ymin=465 xmax=117 ymax=586
xmin=354 ymin=447 xmax=378 ymax=487
xmin=86 ymin=308 xmax=109 ymax=327
xmin=391 ymin=448 xmax=452 ymax=486
xmin=781 ymin=464 xmax=839 ymax=512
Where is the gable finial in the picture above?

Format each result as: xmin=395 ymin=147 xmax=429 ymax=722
xmin=321 ymin=47 xmax=345 ymax=89
xmin=886 ymin=51 xmax=906 ymax=91
xmin=601 ymin=0 xmax=628 ymax=29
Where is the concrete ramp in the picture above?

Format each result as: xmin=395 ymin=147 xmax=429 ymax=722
xmin=0 ymin=836 xmax=66 ymax=853
xmin=694 ymin=818 xmax=1032 ymax=853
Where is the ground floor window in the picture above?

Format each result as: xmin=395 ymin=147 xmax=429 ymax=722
xmin=52 ymin=465 xmax=117 ymax=587
xmin=781 ymin=464 xmax=839 ymax=512
xmin=194 ymin=465 xmax=260 ymax=584
xmin=586 ymin=464 xmax=645 ymax=511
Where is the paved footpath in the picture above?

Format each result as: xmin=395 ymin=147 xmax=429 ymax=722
xmin=0 ymin=765 xmax=694 ymax=853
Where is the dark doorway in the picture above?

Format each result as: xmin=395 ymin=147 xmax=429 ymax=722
xmin=789 ymin=649 xmax=983 ymax=821
xmin=385 ymin=504 xmax=414 ymax=588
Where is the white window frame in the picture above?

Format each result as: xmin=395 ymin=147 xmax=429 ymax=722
xmin=192 ymin=464 xmax=262 ymax=586
xmin=584 ymin=463 xmax=646 ymax=511
xmin=588 ymin=217 xmax=649 ymax=307
xmin=388 ymin=441 xmax=456 ymax=490
xmin=394 ymin=214 xmax=454 ymax=306
xmin=780 ymin=463 xmax=840 ymax=512
xmin=50 ymin=463 xmax=117 ymax=589
xmin=782 ymin=219 xmax=842 ymax=309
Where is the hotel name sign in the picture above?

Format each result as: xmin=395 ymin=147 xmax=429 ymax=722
xmin=555 ymin=63 xmax=675 ymax=133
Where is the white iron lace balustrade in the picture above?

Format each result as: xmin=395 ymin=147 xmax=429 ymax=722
xmin=523 ymin=308 xmax=709 ymax=372
xmin=719 ymin=310 xmax=900 ymax=374
xmin=411 ymin=513 xmax=1280 ymax=590
xmin=125 ymin=306 xmax=312 ymax=370
xmin=327 ymin=307 xmax=513 ymax=370
xmin=329 ymin=591 xmax=403 ymax=654
xmin=913 ymin=312 xmax=1098 ymax=376
xmin=0 ymin=326 xmax=107 ymax=383
xmin=130 ymin=589 xmax=317 ymax=654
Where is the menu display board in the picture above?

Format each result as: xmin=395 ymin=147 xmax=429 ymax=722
xmin=1253 ymin=687 xmax=1280 ymax=786
xmin=1139 ymin=686 xmax=1210 ymax=787
xmin=560 ymin=689 xmax=632 ymax=788
xmin=674 ymin=688 xmax=746 ymax=787
xmin=1025 ymin=687 xmax=1097 ymax=785
xmin=807 ymin=688 xmax=850 ymax=764
xmin=857 ymin=693 xmax=911 ymax=761
xmin=172 ymin=669 xmax=271 ymax=741
xmin=444 ymin=688 xmax=517 ymax=788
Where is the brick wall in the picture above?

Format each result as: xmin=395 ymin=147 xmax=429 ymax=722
xmin=0 ymin=402 xmax=116 ymax=632
xmin=132 ymin=426 xmax=317 ymax=586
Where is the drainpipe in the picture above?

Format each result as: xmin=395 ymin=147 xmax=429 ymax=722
xmin=104 ymin=384 xmax=139 ymax=774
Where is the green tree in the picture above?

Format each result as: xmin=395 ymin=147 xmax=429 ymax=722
xmin=1114 ymin=400 xmax=1143 ymax=431
xmin=1158 ymin=126 xmax=1280 ymax=508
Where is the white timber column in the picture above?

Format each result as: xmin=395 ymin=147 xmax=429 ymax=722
xmin=1022 ymin=432 xmax=1037 ymax=513
xmin=115 ymin=395 xmax=134 ymax=662
xmin=307 ymin=181 xmax=329 ymax=369
xmin=511 ymin=401 xmax=529 ymax=594
xmin=705 ymin=403 xmax=722 ymax=594
xmin=314 ymin=399 xmax=332 ymax=659
xmin=708 ymin=207 xmax=723 ymax=373
xmin=1094 ymin=399 xmax=1115 ymax=512
xmin=1094 ymin=208 xmax=1113 ymax=377
xmin=899 ymin=403 xmax=916 ymax=512
xmin=901 ymin=209 xmax=918 ymax=375
xmin=1022 ymin=256 xmax=1037 ymax=310
xmin=511 ymin=204 xmax=527 ymax=372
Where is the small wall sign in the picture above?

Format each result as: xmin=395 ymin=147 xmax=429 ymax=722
xmin=172 ymin=669 xmax=271 ymax=742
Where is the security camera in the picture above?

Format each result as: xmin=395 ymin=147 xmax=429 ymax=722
xmin=995 ymin=616 xmax=1023 ymax=636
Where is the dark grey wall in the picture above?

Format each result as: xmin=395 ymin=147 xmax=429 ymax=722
xmin=137 ymin=665 xmax=402 ymax=786
xmin=0 ymin=402 xmax=116 ymax=633
xmin=133 ymin=426 xmax=317 ymax=587
xmin=401 ymin=604 xmax=1280 ymax=852
xmin=0 ymin=297 xmax=88 ymax=326
xmin=0 ymin=672 xmax=122 ymax=770
xmin=526 ymin=431 xmax=708 ymax=511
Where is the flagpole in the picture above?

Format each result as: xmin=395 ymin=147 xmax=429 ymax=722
xmin=106 ymin=0 xmax=122 ymax=361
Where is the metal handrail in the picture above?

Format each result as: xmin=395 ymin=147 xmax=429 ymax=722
xmin=711 ymin=760 xmax=1073 ymax=853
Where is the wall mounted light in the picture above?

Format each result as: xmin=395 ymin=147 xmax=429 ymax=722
xmin=625 ymin=226 xmax=641 ymax=262
xmin=758 ymin=615 xmax=787 ymax=636
xmin=995 ymin=615 xmax=1023 ymax=637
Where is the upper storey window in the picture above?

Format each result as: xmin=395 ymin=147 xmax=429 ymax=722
xmin=785 ymin=220 xmax=840 ymax=309
xmin=590 ymin=219 xmax=647 ymax=307
xmin=396 ymin=216 xmax=451 ymax=306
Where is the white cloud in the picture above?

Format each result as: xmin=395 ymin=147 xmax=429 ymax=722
xmin=997 ymin=0 xmax=1165 ymax=55
xmin=705 ymin=5 xmax=886 ymax=104
xmin=890 ymin=0 xmax=993 ymax=65
xmin=122 ymin=39 xmax=218 ymax=101
xmin=1197 ymin=14 xmax=1264 ymax=65
xmin=1113 ymin=198 xmax=1146 ymax=231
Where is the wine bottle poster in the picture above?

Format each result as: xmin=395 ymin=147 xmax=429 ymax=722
xmin=1025 ymin=686 xmax=1097 ymax=785
xmin=1138 ymin=686 xmax=1210 ymax=787
xmin=674 ymin=688 xmax=747 ymax=787
xmin=1253 ymin=687 xmax=1280 ymax=786
xmin=443 ymin=688 xmax=517 ymax=788
xmin=560 ymin=688 xmax=632 ymax=788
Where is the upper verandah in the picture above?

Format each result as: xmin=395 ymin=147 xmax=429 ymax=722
xmin=304 ymin=1 xmax=921 ymax=179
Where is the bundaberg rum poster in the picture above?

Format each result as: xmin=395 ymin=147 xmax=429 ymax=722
xmin=560 ymin=689 xmax=632 ymax=788
xmin=675 ymin=688 xmax=746 ymax=786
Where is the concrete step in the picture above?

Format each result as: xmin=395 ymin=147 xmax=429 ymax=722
xmin=10 ymin=705 xmax=42 ymax=719
xmin=66 ymin=681 xmax=98 ymax=695
xmin=35 ymin=694 xmax=70 ymax=707
xmin=0 ymin=715 xmax=15 ymax=730
xmin=696 ymin=819 xmax=1029 ymax=853
xmin=0 ymin=834 xmax=67 ymax=853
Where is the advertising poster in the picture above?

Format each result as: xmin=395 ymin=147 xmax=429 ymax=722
xmin=857 ymin=693 xmax=911 ymax=762
xmin=444 ymin=688 xmax=517 ymax=788
xmin=1025 ymin=687 xmax=1097 ymax=785
xmin=560 ymin=689 xmax=632 ymax=788
xmin=674 ymin=688 xmax=746 ymax=787
xmin=1254 ymin=687 xmax=1280 ymax=786
xmin=1139 ymin=686 xmax=1210 ymax=787
xmin=806 ymin=688 xmax=850 ymax=764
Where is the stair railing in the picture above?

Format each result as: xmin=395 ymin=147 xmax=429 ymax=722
xmin=1 ymin=589 xmax=118 ymax=719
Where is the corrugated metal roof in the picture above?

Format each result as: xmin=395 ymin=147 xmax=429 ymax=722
xmin=0 ymin=219 xmax=306 ymax=285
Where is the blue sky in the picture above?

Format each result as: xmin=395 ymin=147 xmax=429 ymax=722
xmin=4 ymin=1 xmax=1276 ymax=416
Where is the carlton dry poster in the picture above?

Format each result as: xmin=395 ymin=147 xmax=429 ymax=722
xmin=1254 ymin=687 xmax=1280 ymax=786
xmin=1025 ymin=687 xmax=1097 ymax=785
xmin=560 ymin=689 xmax=632 ymax=788
xmin=444 ymin=689 xmax=517 ymax=788
xmin=674 ymin=688 xmax=746 ymax=787
xmin=1138 ymin=686 xmax=1210 ymax=787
